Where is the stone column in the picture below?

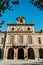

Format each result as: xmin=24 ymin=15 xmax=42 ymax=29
xmin=3 ymin=48 xmax=8 ymax=59
xmin=34 ymin=47 xmax=39 ymax=61
xmin=14 ymin=48 xmax=17 ymax=60
xmin=24 ymin=47 xmax=28 ymax=60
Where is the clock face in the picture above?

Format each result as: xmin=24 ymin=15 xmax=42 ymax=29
xmin=18 ymin=26 xmax=22 ymax=31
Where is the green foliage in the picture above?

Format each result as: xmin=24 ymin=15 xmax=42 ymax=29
xmin=30 ymin=0 xmax=43 ymax=10
xmin=0 ymin=20 xmax=5 ymax=28
xmin=0 ymin=0 xmax=19 ymax=17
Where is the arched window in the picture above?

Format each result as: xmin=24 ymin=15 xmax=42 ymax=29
xmin=7 ymin=48 xmax=14 ymax=59
xmin=12 ymin=28 xmax=14 ymax=31
xmin=39 ymin=48 xmax=43 ymax=59
xmin=0 ymin=49 xmax=3 ymax=59
xmin=20 ymin=18 xmax=23 ymax=23
xmin=18 ymin=48 xmax=24 ymax=59
xmin=28 ymin=35 xmax=32 ymax=44
xmin=19 ymin=35 xmax=23 ymax=43
xmin=10 ymin=35 xmax=14 ymax=44
xmin=28 ymin=48 xmax=35 ymax=59
xmin=28 ymin=27 xmax=30 ymax=31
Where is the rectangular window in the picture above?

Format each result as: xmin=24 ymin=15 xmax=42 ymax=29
xmin=28 ymin=35 xmax=32 ymax=44
xmin=19 ymin=35 xmax=23 ymax=44
xmin=10 ymin=35 xmax=14 ymax=44
xmin=38 ymin=37 xmax=41 ymax=44
xmin=1 ymin=38 xmax=5 ymax=44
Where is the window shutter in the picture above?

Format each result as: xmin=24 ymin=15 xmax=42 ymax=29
xmin=28 ymin=35 xmax=32 ymax=44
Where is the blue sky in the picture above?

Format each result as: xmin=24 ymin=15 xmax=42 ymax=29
xmin=0 ymin=0 xmax=43 ymax=31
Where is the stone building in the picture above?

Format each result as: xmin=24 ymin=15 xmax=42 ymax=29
xmin=0 ymin=16 xmax=43 ymax=60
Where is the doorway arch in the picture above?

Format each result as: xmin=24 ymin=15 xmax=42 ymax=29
xmin=39 ymin=48 xmax=43 ymax=59
xmin=0 ymin=49 xmax=3 ymax=59
xmin=28 ymin=48 xmax=35 ymax=59
xmin=18 ymin=48 xmax=24 ymax=59
xmin=7 ymin=48 xmax=14 ymax=59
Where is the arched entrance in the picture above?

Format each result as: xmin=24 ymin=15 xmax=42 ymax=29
xmin=7 ymin=48 xmax=14 ymax=59
xmin=18 ymin=48 xmax=24 ymax=59
xmin=0 ymin=49 xmax=3 ymax=59
xmin=28 ymin=48 xmax=35 ymax=59
xmin=39 ymin=48 xmax=43 ymax=59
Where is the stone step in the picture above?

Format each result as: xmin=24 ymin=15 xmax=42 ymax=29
xmin=0 ymin=60 xmax=43 ymax=65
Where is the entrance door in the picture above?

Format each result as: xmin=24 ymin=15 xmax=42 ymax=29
xmin=0 ymin=49 xmax=3 ymax=59
xmin=18 ymin=48 xmax=24 ymax=59
xmin=39 ymin=48 xmax=43 ymax=59
xmin=28 ymin=48 xmax=35 ymax=59
xmin=7 ymin=48 xmax=14 ymax=59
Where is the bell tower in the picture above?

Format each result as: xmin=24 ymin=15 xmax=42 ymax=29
xmin=16 ymin=16 xmax=25 ymax=24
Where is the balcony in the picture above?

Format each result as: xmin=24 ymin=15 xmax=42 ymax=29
xmin=12 ymin=43 xmax=27 ymax=47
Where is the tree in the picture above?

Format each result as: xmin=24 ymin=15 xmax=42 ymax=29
xmin=30 ymin=0 xmax=43 ymax=10
xmin=0 ymin=20 xmax=5 ymax=28
xmin=0 ymin=0 xmax=19 ymax=17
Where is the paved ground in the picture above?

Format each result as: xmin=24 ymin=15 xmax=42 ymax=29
xmin=0 ymin=60 xmax=43 ymax=65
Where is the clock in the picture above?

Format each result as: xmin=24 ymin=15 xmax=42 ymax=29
xmin=18 ymin=26 xmax=22 ymax=31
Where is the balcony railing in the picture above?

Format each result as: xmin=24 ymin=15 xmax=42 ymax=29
xmin=12 ymin=43 xmax=27 ymax=46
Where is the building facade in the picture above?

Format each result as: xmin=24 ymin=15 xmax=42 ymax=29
xmin=0 ymin=16 xmax=43 ymax=60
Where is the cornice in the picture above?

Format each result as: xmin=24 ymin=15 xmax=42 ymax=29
xmin=7 ymin=24 xmax=34 ymax=26
xmin=0 ymin=31 xmax=43 ymax=34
